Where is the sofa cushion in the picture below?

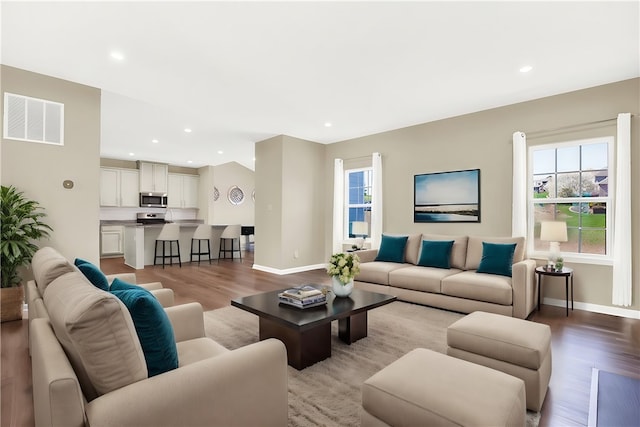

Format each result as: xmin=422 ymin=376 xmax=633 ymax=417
xmin=389 ymin=265 xmax=460 ymax=293
xmin=375 ymin=235 xmax=409 ymax=263
xmin=176 ymin=337 xmax=229 ymax=367
xmin=477 ymin=242 xmax=517 ymax=277
xmin=421 ymin=234 xmax=468 ymax=270
xmin=357 ymin=262 xmax=410 ymax=286
xmin=74 ymin=259 xmax=109 ymax=291
xmin=465 ymin=236 xmax=525 ymax=270
xmin=44 ymin=272 xmax=147 ymax=401
xmin=32 ymin=246 xmax=76 ymax=297
xmin=441 ymin=271 xmax=513 ymax=305
xmin=110 ymin=284 xmax=179 ymax=377
xmin=417 ymin=240 xmax=454 ymax=269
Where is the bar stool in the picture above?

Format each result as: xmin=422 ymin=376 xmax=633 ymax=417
xmin=218 ymin=224 xmax=242 ymax=263
xmin=154 ymin=223 xmax=181 ymax=268
xmin=190 ymin=224 xmax=212 ymax=265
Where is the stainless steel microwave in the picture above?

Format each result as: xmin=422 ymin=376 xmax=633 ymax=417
xmin=139 ymin=192 xmax=168 ymax=208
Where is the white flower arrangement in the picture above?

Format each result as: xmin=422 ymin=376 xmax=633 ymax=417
xmin=326 ymin=252 xmax=360 ymax=285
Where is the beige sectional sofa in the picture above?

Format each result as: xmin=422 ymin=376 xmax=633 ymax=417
xmin=28 ymin=247 xmax=288 ymax=427
xmin=355 ymin=234 xmax=537 ymax=319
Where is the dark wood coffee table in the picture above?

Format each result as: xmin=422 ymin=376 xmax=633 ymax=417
xmin=231 ymin=287 xmax=396 ymax=369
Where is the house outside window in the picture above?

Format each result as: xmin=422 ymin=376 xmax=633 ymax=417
xmin=345 ymin=167 xmax=372 ymax=239
xmin=529 ymin=137 xmax=613 ymax=260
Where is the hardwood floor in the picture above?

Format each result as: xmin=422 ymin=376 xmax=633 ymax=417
xmin=2 ymin=251 xmax=639 ymax=427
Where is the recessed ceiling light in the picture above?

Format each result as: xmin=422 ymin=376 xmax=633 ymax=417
xmin=152 ymin=139 xmax=159 ymax=143
xmin=184 ymin=128 xmax=192 ymax=133
xmin=324 ymin=122 xmax=332 ymax=127
xmin=253 ymin=157 xmax=256 ymax=162
xmin=187 ymin=160 xmax=193 ymax=164
xmin=217 ymin=150 xmax=224 ymax=154
xmin=519 ymin=65 xmax=533 ymax=73
xmin=110 ymin=51 xmax=125 ymax=61
xmin=128 ymin=152 xmax=135 ymax=156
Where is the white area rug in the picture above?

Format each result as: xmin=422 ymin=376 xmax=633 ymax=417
xmin=204 ymin=301 xmax=540 ymax=427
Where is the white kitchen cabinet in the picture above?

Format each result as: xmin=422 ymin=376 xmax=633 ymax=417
xmin=138 ymin=162 xmax=168 ymax=193
xmin=168 ymin=173 xmax=199 ymax=208
xmin=101 ymin=225 xmax=124 ymax=255
xmin=100 ymin=168 xmax=139 ymax=207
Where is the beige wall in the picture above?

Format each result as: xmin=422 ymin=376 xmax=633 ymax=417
xmin=255 ymin=136 xmax=284 ymax=268
xmin=198 ymin=161 xmax=255 ymax=226
xmin=1 ymin=65 xmax=101 ymax=265
xmin=254 ymin=135 xmax=326 ymax=270
xmin=324 ymin=78 xmax=639 ymax=311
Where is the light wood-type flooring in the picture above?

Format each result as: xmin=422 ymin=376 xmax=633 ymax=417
xmin=2 ymin=250 xmax=639 ymax=427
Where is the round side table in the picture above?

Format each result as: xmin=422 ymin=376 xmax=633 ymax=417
xmin=535 ymin=266 xmax=574 ymax=316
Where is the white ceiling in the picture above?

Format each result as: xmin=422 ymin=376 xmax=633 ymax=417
xmin=2 ymin=1 xmax=638 ymax=170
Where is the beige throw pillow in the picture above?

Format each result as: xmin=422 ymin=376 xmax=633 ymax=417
xmin=44 ymin=272 xmax=147 ymax=401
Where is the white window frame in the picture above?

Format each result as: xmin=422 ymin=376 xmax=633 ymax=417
xmin=527 ymin=136 xmax=614 ymax=265
xmin=344 ymin=166 xmax=373 ymax=242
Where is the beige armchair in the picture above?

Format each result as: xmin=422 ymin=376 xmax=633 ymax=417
xmin=31 ymin=302 xmax=288 ymax=427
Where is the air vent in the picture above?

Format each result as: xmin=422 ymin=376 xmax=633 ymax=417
xmin=3 ymin=93 xmax=64 ymax=145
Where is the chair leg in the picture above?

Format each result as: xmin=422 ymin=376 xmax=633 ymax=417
xmin=162 ymin=241 xmax=166 ymax=269
xmin=154 ymin=240 xmax=158 ymax=266
xmin=176 ymin=241 xmax=181 ymax=267
xmin=207 ymin=239 xmax=211 ymax=264
xmin=238 ymin=237 xmax=242 ymax=262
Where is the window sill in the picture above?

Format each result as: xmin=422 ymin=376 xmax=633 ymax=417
xmin=530 ymin=253 xmax=613 ymax=266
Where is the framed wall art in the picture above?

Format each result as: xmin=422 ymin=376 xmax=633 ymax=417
xmin=414 ymin=169 xmax=480 ymax=223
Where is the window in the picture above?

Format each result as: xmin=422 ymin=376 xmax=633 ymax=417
xmin=529 ymin=137 xmax=613 ymax=259
xmin=345 ymin=167 xmax=372 ymax=239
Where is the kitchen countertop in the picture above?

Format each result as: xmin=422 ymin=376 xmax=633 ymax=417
xmin=100 ymin=220 xmax=208 ymax=227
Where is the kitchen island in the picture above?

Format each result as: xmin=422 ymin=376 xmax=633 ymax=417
xmin=123 ymin=222 xmax=228 ymax=269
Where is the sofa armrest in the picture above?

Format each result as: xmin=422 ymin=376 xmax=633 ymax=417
xmin=106 ymin=273 xmax=137 ymax=284
xmin=31 ymin=319 xmax=86 ymax=427
xmin=138 ymin=281 xmax=164 ymax=291
xmin=85 ymin=339 xmax=288 ymax=427
xmin=150 ymin=288 xmax=174 ymax=307
xmin=164 ymin=302 xmax=205 ymax=342
xmin=511 ymin=259 xmax=537 ymax=319
xmin=356 ymin=249 xmax=378 ymax=263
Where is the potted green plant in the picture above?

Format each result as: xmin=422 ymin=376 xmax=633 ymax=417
xmin=1 ymin=185 xmax=52 ymax=322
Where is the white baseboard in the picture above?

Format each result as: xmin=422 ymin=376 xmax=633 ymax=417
xmin=252 ymin=263 xmax=326 ymax=276
xmin=543 ymin=297 xmax=640 ymax=319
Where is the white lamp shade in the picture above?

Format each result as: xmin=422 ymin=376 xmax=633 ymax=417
xmin=540 ymin=221 xmax=568 ymax=242
xmin=352 ymin=221 xmax=369 ymax=236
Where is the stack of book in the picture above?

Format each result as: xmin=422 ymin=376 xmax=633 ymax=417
xmin=278 ymin=285 xmax=326 ymax=308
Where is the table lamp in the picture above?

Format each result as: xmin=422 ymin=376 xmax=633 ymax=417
xmin=540 ymin=221 xmax=568 ymax=267
xmin=352 ymin=221 xmax=369 ymax=249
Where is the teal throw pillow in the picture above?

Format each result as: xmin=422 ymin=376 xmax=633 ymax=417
xmin=417 ymin=240 xmax=454 ymax=269
xmin=110 ymin=287 xmax=178 ymax=377
xmin=375 ymin=235 xmax=409 ymax=263
xmin=477 ymin=242 xmax=517 ymax=277
xmin=74 ymin=258 xmax=109 ymax=291
xmin=110 ymin=277 xmax=139 ymax=292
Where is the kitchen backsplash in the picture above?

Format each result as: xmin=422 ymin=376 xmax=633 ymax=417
xmin=100 ymin=207 xmax=197 ymax=221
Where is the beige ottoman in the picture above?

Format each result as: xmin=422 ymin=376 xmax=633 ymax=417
xmin=361 ymin=348 xmax=526 ymax=427
xmin=447 ymin=311 xmax=552 ymax=412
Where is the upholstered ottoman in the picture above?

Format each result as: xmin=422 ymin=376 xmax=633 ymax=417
xmin=447 ymin=311 xmax=552 ymax=412
xmin=361 ymin=348 xmax=526 ymax=427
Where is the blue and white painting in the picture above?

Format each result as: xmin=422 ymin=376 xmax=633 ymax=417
xmin=414 ymin=169 xmax=480 ymax=222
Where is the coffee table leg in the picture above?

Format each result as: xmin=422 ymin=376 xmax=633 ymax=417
xmin=339 ymin=311 xmax=368 ymax=344
xmin=259 ymin=317 xmax=331 ymax=370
